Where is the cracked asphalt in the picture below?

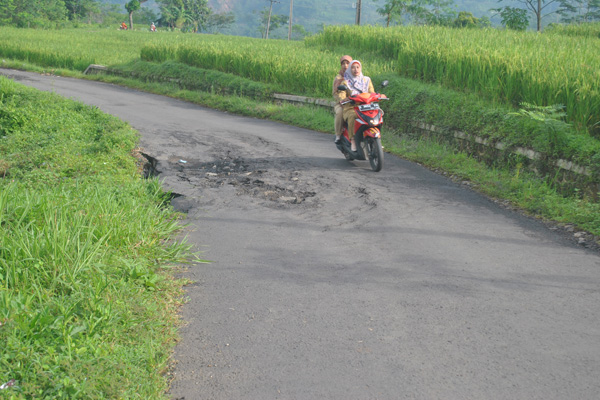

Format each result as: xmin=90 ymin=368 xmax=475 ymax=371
xmin=3 ymin=69 xmax=600 ymax=400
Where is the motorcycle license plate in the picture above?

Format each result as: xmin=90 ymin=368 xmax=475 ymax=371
xmin=358 ymin=103 xmax=379 ymax=111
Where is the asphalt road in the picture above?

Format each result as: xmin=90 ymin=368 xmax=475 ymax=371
xmin=3 ymin=69 xmax=599 ymax=400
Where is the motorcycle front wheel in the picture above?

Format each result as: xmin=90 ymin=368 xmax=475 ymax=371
xmin=366 ymin=137 xmax=384 ymax=172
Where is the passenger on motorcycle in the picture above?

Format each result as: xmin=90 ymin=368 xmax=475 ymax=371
xmin=333 ymin=55 xmax=352 ymax=144
xmin=341 ymin=60 xmax=375 ymax=151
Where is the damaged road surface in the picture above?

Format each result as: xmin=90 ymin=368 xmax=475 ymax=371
xmin=4 ymin=69 xmax=600 ymax=400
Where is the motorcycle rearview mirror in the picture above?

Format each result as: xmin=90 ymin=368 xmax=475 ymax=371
xmin=381 ymin=80 xmax=389 ymax=88
xmin=337 ymin=84 xmax=348 ymax=91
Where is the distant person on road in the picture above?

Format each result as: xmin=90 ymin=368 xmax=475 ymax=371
xmin=150 ymin=22 xmax=156 ymax=32
xmin=333 ymin=55 xmax=352 ymax=144
xmin=341 ymin=60 xmax=374 ymax=152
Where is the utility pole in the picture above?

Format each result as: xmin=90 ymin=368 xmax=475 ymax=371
xmin=266 ymin=0 xmax=280 ymax=39
xmin=355 ymin=0 xmax=362 ymax=25
xmin=288 ymin=0 xmax=293 ymax=40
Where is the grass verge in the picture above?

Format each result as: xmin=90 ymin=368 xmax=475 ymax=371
xmin=0 ymin=75 xmax=200 ymax=399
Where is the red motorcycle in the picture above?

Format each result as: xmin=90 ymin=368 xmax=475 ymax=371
xmin=336 ymin=81 xmax=388 ymax=172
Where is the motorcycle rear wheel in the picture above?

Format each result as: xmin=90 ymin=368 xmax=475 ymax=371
xmin=367 ymin=137 xmax=384 ymax=172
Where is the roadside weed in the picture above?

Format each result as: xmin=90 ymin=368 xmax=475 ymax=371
xmin=1 ymin=76 xmax=194 ymax=399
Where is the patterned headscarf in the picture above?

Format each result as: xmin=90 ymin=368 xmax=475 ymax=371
xmin=344 ymin=60 xmax=369 ymax=95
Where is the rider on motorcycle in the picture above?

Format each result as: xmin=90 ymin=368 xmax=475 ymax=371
xmin=333 ymin=55 xmax=352 ymax=144
xmin=341 ymin=60 xmax=375 ymax=151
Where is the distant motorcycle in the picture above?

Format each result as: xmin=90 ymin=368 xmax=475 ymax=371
xmin=336 ymin=81 xmax=389 ymax=172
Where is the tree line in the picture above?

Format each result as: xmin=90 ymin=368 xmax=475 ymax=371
xmin=0 ymin=0 xmax=100 ymax=27
xmin=0 ymin=0 xmax=598 ymax=33
xmin=250 ymin=0 xmax=600 ymax=39
xmin=0 ymin=0 xmax=235 ymax=32
xmin=371 ymin=0 xmax=600 ymax=31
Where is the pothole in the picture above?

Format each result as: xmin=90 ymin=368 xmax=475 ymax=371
xmin=357 ymin=186 xmax=377 ymax=209
xmin=176 ymin=156 xmax=317 ymax=205
xmin=197 ymin=158 xmax=255 ymax=175
xmin=232 ymin=176 xmax=316 ymax=204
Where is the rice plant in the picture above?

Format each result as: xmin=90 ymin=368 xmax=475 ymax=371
xmin=306 ymin=25 xmax=600 ymax=137
xmin=141 ymin=35 xmax=394 ymax=97
xmin=546 ymin=22 xmax=600 ymax=38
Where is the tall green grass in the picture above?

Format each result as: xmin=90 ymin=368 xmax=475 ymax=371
xmin=3 ymin=25 xmax=598 ymax=136
xmin=0 ymin=27 xmax=215 ymax=71
xmin=0 ymin=76 xmax=193 ymax=399
xmin=306 ymin=25 xmax=600 ymax=137
xmin=546 ymin=22 xmax=600 ymax=38
xmin=0 ymin=27 xmax=393 ymax=98
xmin=0 ymin=27 xmax=155 ymax=70
xmin=141 ymin=36 xmax=394 ymax=97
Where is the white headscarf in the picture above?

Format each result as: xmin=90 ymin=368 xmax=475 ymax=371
xmin=344 ymin=60 xmax=370 ymax=95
